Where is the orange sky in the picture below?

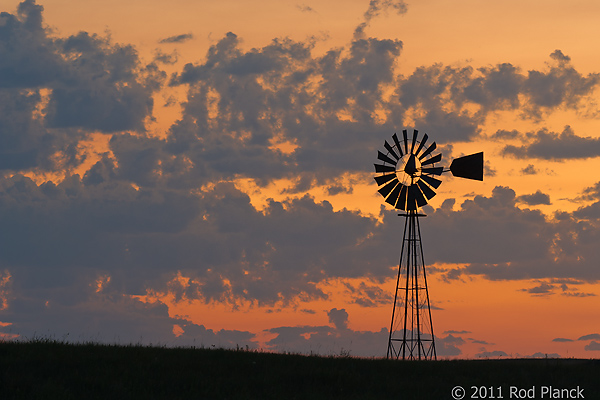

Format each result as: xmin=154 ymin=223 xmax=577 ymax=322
xmin=0 ymin=0 xmax=599 ymax=359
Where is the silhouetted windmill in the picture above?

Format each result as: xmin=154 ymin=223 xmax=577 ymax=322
xmin=374 ymin=129 xmax=483 ymax=360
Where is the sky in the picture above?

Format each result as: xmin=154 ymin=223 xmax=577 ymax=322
xmin=0 ymin=0 xmax=599 ymax=359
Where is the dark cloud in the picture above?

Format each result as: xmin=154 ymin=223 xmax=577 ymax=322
xmin=45 ymin=32 xmax=161 ymax=132
xmin=266 ymin=315 xmax=388 ymax=357
xmin=424 ymin=185 xmax=600 ymax=282
xmin=354 ymin=0 xmax=408 ymax=39
xmin=520 ymin=164 xmax=538 ymax=175
xmin=491 ymin=129 xmax=520 ymax=140
xmin=502 ymin=126 xmax=600 ymax=160
xmin=584 ymin=341 xmax=600 ymax=351
xmin=520 ymin=282 xmax=554 ymax=295
xmin=524 ymin=53 xmax=599 ymax=117
xmin=0 ymin=1 xmax=164 ymax=171
xmin=343 ymin=281 xmax=392 ymax=307
xmin=524 ymin=352 xmax=561 ymax=358
xmin=0 ymin=173 xmax=387 ymax=309
xmin=552 ymin=338 xmax=574 ymax=342
xmin=0 ymin=0 xmax=62 ymax=88
xmin=0 ymin=280 xmax=255 ymax=348
xmin=327 ymin=308 xmax=349 ymax=330
xmin=464 ymin=63 xmax=523 ymax=111
xmin=172 ymin=320 xmax=255 ymax=348
xmin=167 ymin=32 xmax=403 ymax=187
xmin=424 ymin=186 xmax=551 ymax=266
xmin=549 ymin=49 xmax=570 ymax=64
xmin=577 ymin=333 xmax=600 ymax=341
xmin=469 ymin=339 xmax=492 ymax=345
xmin=264 ymin=310 xmax=465 ymax=357
xmin=153 ymin=49 xmax=178 ymax=65
xmin=443 ymin=330 xmax=471 ymax=335
xmin=159 ymin=33 xmax=193 ymax=44
xmin=476 ymin=350 xmax=508 ymax=358
xmin=162 ymin=37 xmax=600 ymax=189
xmin=436 ymin=334 xmax=465 ymax=356
xmin=517 ymin=190 xmax=551 ymax=206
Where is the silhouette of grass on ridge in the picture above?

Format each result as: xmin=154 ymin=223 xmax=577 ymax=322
xmin=0 ymin=339 xmax=598 ymax=399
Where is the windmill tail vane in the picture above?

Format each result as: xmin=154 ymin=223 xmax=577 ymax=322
xmin=373 ymin=129 xmax=483 ymax=360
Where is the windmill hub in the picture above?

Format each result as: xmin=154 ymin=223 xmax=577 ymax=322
xmin=402 ymin=154 xmax=421 ymax=178
xmin=393 ymin=153 xmax=422 ymax=184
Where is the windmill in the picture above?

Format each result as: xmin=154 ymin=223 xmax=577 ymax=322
xmin=374 ymin=129 xmax=483 ymax=360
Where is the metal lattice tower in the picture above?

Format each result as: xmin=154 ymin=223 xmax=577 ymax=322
xmin=387 ymin=209 xmax=436 ymax=360
xmin=373 ymin=129 xmax=483 ymax=360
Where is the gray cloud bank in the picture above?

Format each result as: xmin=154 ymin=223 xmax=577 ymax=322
xmin=0 ymin=1 xmax=599 ymax=351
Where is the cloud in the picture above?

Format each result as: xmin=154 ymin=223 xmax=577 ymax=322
xmin=46 ymin=32 xmax=162 ymax=133
xmin=552 ymin=338 xmax=574 ymax=342
xmin=0 ymin=279 xmax=256 ymax=348
xmin=502 ymin=126 xmax=600 ymax=160
xmin=167 ymin=32 xmax=403 ymax=186
xmin=436 ymin=334 xmax=465 ymax=356
xmin=159 ymin=33 xmax=193 ymax=44
xmin=520 ymin=164 xmax=538 ymax=175
xmin=521 ymin=282 xmax=554 ymax=295
xmin=354 ymin=0 xmax=408 ymax=39
xmin=0 ymin=1 xmax=164 ymax=171
xmin=296 ymin=4 xmax=316 ymax=13
xmin=584 ymin=341 xmax=600 ymax=351
xmin=577 ymin=333 xmax=600 ymax=341
xmin=265 ymin=311 xmax=389 ymax=357
xmin=264 ymin=309 xmax=466 ymax=357
xmin=424 ymin=185 xmax=600 ymax=282
xmin=342 ymin=281 xmax=393 ymax=307
xmin=464 ymin=51 xmax=600 ymax=119
xmin=476 ymin=350 xmax=508 ymax=358
xmin=327 ymin=308 xmax=349 ymax=330
xmin=0 ymin=0 xmax=62 ymax=88
xmin=517 ymin=190 xmax=551 ymax=206
xmin=524 ymin=352 xmax=561 ymax=358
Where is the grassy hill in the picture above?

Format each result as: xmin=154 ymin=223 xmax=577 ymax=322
xmin=1 ymin=340 xmax=598 ymax=399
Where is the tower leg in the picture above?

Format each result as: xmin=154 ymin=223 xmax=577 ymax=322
xmin=387 ymin=210 xmax=436 ymax=360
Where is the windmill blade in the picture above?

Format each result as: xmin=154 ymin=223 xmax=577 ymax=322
xmin=420 ymin=174 xmax=442 ymax=189
xmin=419 ymin=142 xmax=437 ymax=160
xmin=413 ymin=185 xmax=428 ymax=207
xmin=450 ymin=152 xmax=484 ymax=181
xmin=374 ymin=173 xmax=396 ymax=186
xmin=385 ymin=182 xmax=404 ymax=207
xmin=396 ymin=185 xmax=408 ymax=211
xmin=414 ymin=133 xmax=428 ymax=157
xmin=402 ymin=130 xmax=409 ymax=154
xmin=378 ymin=150 xmax=398 ymax=166
xmin=378 ymin=178 xmax=400 ymax=198
xmin=421 ymin=153 xmax=442 ymax=166
xmin=384 ymin=140 xmax=399 ymax=161
xmin=374 ymin=163 xmax=396 ymax=173
xmin=411 ymin=129 xmax=418 ymax=152
xmin=417 ymin=180 xmax=436 ymax=200
xmin=406 ymin=185 xmax=426 ymax=210
xmin=392 ymin=133 xmax=404 ymax=157
xmin=397 ymin=185 xmax=408 ymax=210
xmin=421 ymin=166 xmax=444 ymax=176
